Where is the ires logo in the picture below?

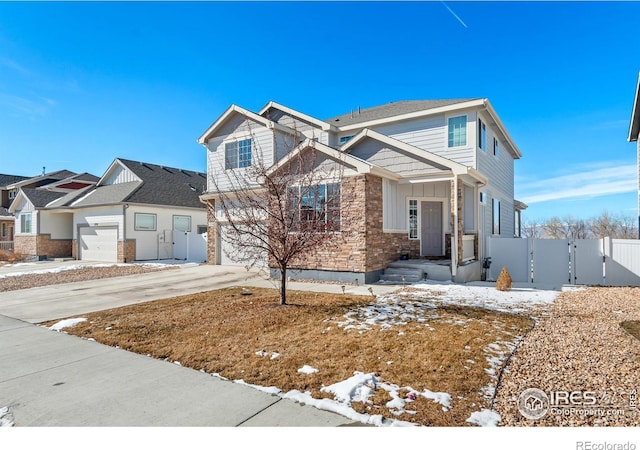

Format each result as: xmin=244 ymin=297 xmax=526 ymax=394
xmin=518 ymin=389 xmax=602 ymax=420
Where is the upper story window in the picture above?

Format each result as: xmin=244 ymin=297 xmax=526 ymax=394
xmin=8 ymin=189 xmax=17 ymax=200
xmin=493 ymin=137 xmax=499 ymax=157
xmin=478 ymin=119 xmax=486 ymax=151
xmin=339 ymin=135 xmax=354 ymax=144
xmin=447 ymin=115 xmax=467 ymax=147
xmin=225 ymin=138 xmax=252 ymax=170
xmin=20 ymin=213 xmax=32 ymax=234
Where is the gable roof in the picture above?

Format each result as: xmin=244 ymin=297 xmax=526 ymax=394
xmin=258 ymin=101 xmax=336 ymax=132
xmin=341 ymin=129 xmax=488 ymax=184
xmin=197 ymin=104 xmax=294 ymax=145
xmin=6 ymin=169 xmax=78 ymax=189
xmin=18 ymin=188 xmax=67 ymax=208
xmin=0 ymin=174 xmax=29 ymax=188
xmin=327 ymin=99 xmax=481 ymax=127
xmin=629 ymin=72 xmax=640 ymax=142
xmin=73 ymin=158 xmax=207 ymax=209
xmin=267 ymin=139 xmax=401 ymax=181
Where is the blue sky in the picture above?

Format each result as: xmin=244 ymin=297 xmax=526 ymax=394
xmin=0 ymin=1 xmax=639 ymax=222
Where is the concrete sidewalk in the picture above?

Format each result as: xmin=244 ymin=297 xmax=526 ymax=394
xmin=0 ymin=314 xmax=354 ymax=426
xmin=0 ymin=262 xmax=400 ymax=426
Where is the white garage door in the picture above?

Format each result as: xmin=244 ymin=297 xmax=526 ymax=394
xmin=79 ymin=226 xmax=118 ymax=262
xmin=219 ymin=225 xmax=267 ymax=267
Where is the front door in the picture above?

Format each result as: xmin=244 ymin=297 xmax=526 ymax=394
xmin=421 ymin=201 xmax=442 ymax=256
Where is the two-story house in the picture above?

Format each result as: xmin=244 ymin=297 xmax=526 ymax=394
xmin=199 ymin=99 xmax=524 ymax=283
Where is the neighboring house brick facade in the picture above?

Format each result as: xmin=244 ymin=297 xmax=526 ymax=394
xmin=199 ymin=99 xmax=524 ymax=283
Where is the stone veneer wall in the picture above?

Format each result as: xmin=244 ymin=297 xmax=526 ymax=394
xmin=117 ymin=240 xmax=136 ymax=263
xmin=364 ymin=175 xmax=419 ymax=271
xmin=206 ymin=200 xmax=216 ymax=264
xmin=14 ymin=236 xmax=36 ymax=256
xmin=287 ymin=174 xmax=420 ymax=275
xmin=15 ymin=234 xmax=71 ymax=258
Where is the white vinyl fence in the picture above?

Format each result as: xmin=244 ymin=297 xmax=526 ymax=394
xmin=172 ymin=231 xmax=207 ymax=263
xmin=487 ymin=237 xmax=640 ymax=286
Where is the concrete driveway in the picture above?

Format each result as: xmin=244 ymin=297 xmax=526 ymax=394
xmin=0 ymin=261 xmax=397 ymax=324
xmin=0 ymin=263 xmax=262 ymax=323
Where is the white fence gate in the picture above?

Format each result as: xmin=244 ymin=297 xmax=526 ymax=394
xmin=487 ymin=237 xmax=640 ymax=286
xmin=172 ymin=231 xmax=207 ymax=263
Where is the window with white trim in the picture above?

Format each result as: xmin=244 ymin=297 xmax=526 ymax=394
xmin=225 ymin=138 xmax=252 ymax=169
xmin=134 ymin=213 xmax=157 ymax=231
xmin=173 ymin=215 xmax=191 ymax=232
xmin=492 ymin=198 xmax=501 ymax=235
xmin=287 ymin=183 xmax=340 ymax=232
xmin=8 ymin=189 xmax=17 ymax=200
xmin=20 ymin=213 xmax=31 ymax=234
xmin=448 ymin=115 xmax=467 ymax=147
xmin=409 ymin=199 xmax=418 ymax=239
xmin=478 ymin=119 xmax=486 ymax=151
xmin=493 ymin=137 xmax=499 ymax=157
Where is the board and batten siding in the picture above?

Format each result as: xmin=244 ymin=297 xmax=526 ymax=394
xmin=382 ymin=179 xmax=450 ymax=232
xmin=369 ymin=111 xmax=478 ymax=168
xmin=206 ymin=115 xmax=275 ymax=192
xmin=103 ymin=164 xmax=139 ymax=185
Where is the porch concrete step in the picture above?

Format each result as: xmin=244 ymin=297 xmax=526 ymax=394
xmin=379 ymin=267 xmax=424 ymax=284
xmin=387 ymin=260 xmax=452 ymax=282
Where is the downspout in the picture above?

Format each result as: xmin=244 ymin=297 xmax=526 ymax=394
xmin=123 ymin=204 xmax=128 ymax=263
xmin=452 ymin=176 xmax=458 ymax=278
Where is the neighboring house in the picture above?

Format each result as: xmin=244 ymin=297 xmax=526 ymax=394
xmin=11 ymin=158 xmax=208 ymax=262
xmin=0 ymin=207 xmax=14 ymax=244
xmin=198 ymin=99 xmax=524 ymax=283
xmin=628 ymin=71 xmax=640 ymax=236
xmin=9 ymin=172 xmax=100 ymax=258
xmin=1 ymin=173 xmax=38 ymax=245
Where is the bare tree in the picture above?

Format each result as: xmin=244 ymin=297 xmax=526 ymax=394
xmin=543 ymin=216 xmax=568 ymax=239
xmin=521 ymin=217 xmax=544 ymax=238
xmin=589 ymin=210 xmax=619 ymax=238
xmin=208 ymin=124 xmax=349 ymax=305
xmin=616 ymin=213 xmax=639 ymax=239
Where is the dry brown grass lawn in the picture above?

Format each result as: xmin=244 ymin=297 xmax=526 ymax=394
xmin=51 ymin=287 xmax=534 ymax=426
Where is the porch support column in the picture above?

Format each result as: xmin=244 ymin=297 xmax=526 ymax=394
xmin=450 ymin=176 xmax=464 ymax=277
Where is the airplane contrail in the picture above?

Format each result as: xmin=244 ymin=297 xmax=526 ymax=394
xmin=441 ymin=1 xmax=468 ymax=28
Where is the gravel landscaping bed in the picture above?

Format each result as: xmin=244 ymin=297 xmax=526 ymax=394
xmin=494 ymin=287 xmax=640 ymax=426
xmin=0 ymin=265 xmax=178 ymax=292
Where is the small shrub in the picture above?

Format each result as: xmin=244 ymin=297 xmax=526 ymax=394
xmin=496 ymin=267 xmax=512 ymax=291
xmin=0 ymin=250 xmax=26 ymax=264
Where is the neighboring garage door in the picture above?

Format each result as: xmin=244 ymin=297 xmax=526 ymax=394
xmin=79 ymin=226 xmax=118 ymax=262
xmin=219 ymin=224 xmax=267 ymax=267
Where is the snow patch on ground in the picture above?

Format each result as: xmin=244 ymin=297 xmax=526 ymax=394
xmin=0 ymin=407 xmax=14 ymax=427
xmin=48 ymin=317 xmax=87 ymax=331
xmin=466 ymin=409 xmax=501 ymax=427
xmin=0 ymin=262 xmax=170 ymax=279
xmin=297 ymin=365 xmax=319 ymax=374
